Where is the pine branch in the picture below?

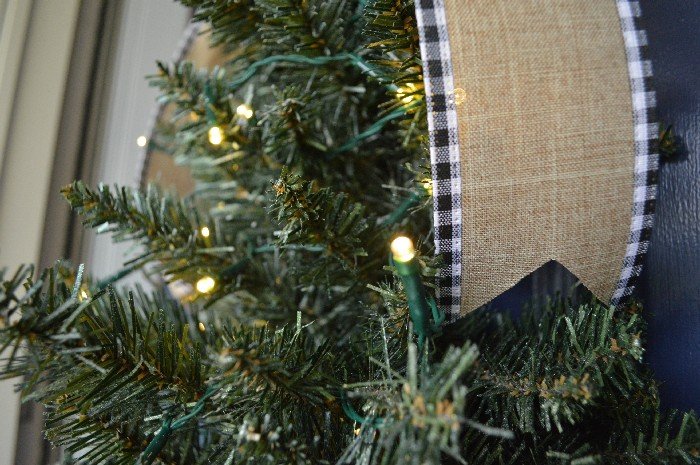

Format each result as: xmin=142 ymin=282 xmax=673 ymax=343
xmin=469 ymin=302 xmax=645 ymax=433
xmin=61 ymin=181 xmax=248 ymax=288
xmin=438 ymin=299 xmax=700 ymax=464
xmin=0 ymin=265 xmax=207 ymax=464
xmin=363 ymin=0 xmax=420 ymax=55
xmin=659 ymin=122 xmax=680 ymax=161
xmin=182 ymin=0 xmax=263 ymax=58
xmin=256 ymin=0 xmax=355 ymax=56
xmin=272 ymin=168 xmax=371 ymax=270
xmin=0 ymin=265 xmax=358 ymax=464
xmin=339 ymin=341 xmax=509 ymax=465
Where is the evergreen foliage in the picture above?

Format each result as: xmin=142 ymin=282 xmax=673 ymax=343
xmin=1 ymin=1 xmax=698 ymax=464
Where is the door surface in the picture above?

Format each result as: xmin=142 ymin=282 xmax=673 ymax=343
xmin=637 ymin=0 xmax=700 ymax=413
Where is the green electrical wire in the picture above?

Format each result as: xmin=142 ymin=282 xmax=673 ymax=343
xmin=379 ymin=192 xmax=422 ymax=226
xmin=228 ymin=52 xmax=398 ymax=93
xmin=138 ymin=416 xmax=173 ymax=465
xmin=391 ymin=253 xmax=444 ymax=352
xmin=218 ymin=192 xmax=422 ymax=281
xmin=340 ymin=390 xmax=384 ymax=428
xmin=339 ymin=248 xmax=444 ymax=429
xmin=209 ymin=50 xmax=421 ymax=155
xmin=328 ymin=100 xmax=420 ymax=156
xmin=139 ymin=384 xmax=221 ymax=465
xmin=225 ymin=51 xmax=419 ymax=155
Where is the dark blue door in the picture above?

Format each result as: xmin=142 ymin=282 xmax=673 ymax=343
xmin=482 ymin=1 xmax=700 ymax=412
xmin=637 ymin=0 xmax=700 ymax=412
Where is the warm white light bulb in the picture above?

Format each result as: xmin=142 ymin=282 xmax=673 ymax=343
xmin=421 ymin=178 xmax=433 ymax=196
xmin=200 ymin=226 xmax=210 ymax=237
xmin=391 ymin=236 xmax=416 ymax=263
xmin=236 ymin=104 xmax=254 ymax=119
xmin=136 ymin=135 xmax=148 ymax=147
xmin=198 ymin=322 xmax=206 ymax=332
xmin=397 ymin=83 xmax=418 ymax=104
xmin=196 ymin=276 xmax=216 ymax=294
xmin=208 ymin=126 xmax=224 ymax=145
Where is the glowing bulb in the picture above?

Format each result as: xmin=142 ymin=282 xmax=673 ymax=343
xmin=80 ymin=290 xmax=89 ymax=301
xmin=397 ymin=83 xmax=418 ymax=104
xmin=200 ymin=226 xmax=210 ymax=237
xmin=136 ymin=135 xmax=148 ymax=147
xmin=196 ymin=276 xmax=216 ymax=294
xmin=198 ymin=322 xmax=206 ymax=332
xmin=208 ymin=126 xmax=224 ymax=145
xmin=236 ymin=104 xmax=254 ymax=119
xmin=391 ymin=236 xmax=416 ymax=263
xmin=421 ymin=178 xmax=433 ymax=196
xmin=449 ymin=88 xmax=467 ymax=106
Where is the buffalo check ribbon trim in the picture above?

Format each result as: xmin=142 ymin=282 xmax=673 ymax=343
xmin=611 ymin=0 xmax=659 ymax=305
xmin=415 ymin=0 xmax=462 ymax=321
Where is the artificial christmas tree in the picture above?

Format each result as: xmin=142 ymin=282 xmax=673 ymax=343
xmin=1 ymin=1 xmax=699 ymax=464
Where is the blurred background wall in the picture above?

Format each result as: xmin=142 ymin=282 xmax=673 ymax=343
xmin=0 ymin=2 xmax=81 ymax=462
xmin=0 ymin=1 xmax=189 ymax=463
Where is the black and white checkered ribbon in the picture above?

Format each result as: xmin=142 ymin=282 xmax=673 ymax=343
xmin=611 ymin=0 xmax=659 ymax=305
xmin=415 ymin=0 xmax=463 ymax=320
xmin=415 ymin=0 xmax=658 ymax=320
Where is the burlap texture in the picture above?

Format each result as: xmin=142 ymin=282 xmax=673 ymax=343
xmin=443 ymin=0 xmax=635 ymax=314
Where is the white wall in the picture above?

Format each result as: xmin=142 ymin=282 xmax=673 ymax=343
xmin=86 ymin=1 xmax=191 ymax=282
xmin=0 ymin=0 xmax=190 ymax=462
xmin=0 ymin=1 xmax=81 ymax=462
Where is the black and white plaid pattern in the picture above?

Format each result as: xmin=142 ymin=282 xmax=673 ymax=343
xmin=416 ymin=0 xmax=658 ymax=316
xmin=611 ymin=0 xmax=659 ymax=305
xmin=415 ymin=0 xmax=462 ymax=321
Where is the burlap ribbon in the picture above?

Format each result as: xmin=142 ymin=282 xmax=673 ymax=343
xmin=416 ymin=0 xmax=658 ymax=318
